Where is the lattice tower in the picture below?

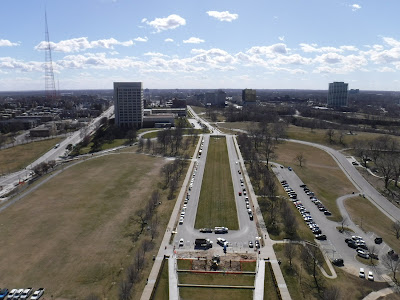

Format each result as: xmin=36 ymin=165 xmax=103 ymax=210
xmin=44 ymin=10 xmax=56 ymax=99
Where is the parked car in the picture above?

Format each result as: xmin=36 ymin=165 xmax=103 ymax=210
xmin=30 ymin=288 xmax=44 ymax=300
xmin=332 ymin=258 xmax=344 ymax=266
xmin=217 ymin=238 xmax=227 ymax=246
xmin=315 ymin=234 xmax=327 ymax=240
xmin=255 ymin=240 xmax=260 ymax=248
xmin=20 ymin=289 xmax=32 ymax=300
xmin=0 ymin=289 xmax=9 ymax=299
xmin=179 ymin=238 xmax=184 ymax=247
xmin=368 ymin=271 xmax=374 ymax=281
xmin=6 ymin=289 xmax=16 ymax=300
xmin=288 ymin=167 xmax=293 ymax=171
xmin=13 ymin=289 xmax=24 ymax=299
xmin=374 ymin=237 xmax=383 ymax=244
xmin=248 ymin=241 xmax=254 ymax=248
xmin=359 ymin=268 xmax=365 ymax=278
xmin=200 ymin=228 xmax=213 ymax=233
xmin=357 ymin=248 xmax=370 ymax=259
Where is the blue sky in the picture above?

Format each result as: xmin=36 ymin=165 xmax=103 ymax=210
xmin=1 ymin=0 xmax=400 ymax=91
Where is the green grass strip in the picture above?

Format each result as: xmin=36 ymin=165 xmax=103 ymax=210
xmin=195 ymin=136 xmax=239 ymax=230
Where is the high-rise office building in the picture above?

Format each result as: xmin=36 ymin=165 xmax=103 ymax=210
xmin=114 ymin=82 xmax=144 ymax=128
xmin=242 ymin=88 xmax=256 ymax=106
xmin=327 ymin=82 xmax=348 ymax=107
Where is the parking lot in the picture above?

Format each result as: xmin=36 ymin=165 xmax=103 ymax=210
xmin=272 ymin=163 xmax=394 ymax=280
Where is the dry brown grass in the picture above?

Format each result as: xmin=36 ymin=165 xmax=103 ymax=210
xmin=344 ymin=196 xmax=400 ymax=254
xmin=0 ymin=153 xmax=170 ymax=299
xmin=275 ymin=141 xmax=355 ymax=221
xmin=0 ymin=138 xmax=63 ymax=174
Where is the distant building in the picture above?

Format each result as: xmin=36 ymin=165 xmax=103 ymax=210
xmin=216 ymin=90 xmax=227 ymax=106
xmin=242 ymin=89 xmax=257 ymax=106
xmin=114 ymin=82 xmax=143 ymax=128
xmin=327 ymin=82 xmax=348 ymax=107
xmin=349 ymin=89 xmax=360 ymax=94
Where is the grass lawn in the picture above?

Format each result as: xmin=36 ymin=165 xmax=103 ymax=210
xmin=0 ymin=153 xmax=175 ymax=299
xmin=177 ymin=259 xmax=193 ymax=270
xmin=273 ymin=244 xmax=389 ymax=300
xmin=179 ymin=272 xmax=255 ymax=286
xmin=190 ymin=106 xmax=206 ymax=114
xmin=153 ymin=258 xmax=169 ymax=300
xmin=179 ymin=287 xmax=253 ymax=300
xmin=286 ymin=125 xmax=400 ymax=149
xmin=344 ymin=196 xmax=400 ymax=254
xmin=0 ymin=137 xmax=63 ymax=174
xmin=264 ymin=262 xmax=280 ymax=300
xmin=241 ymin=261 xmax=256 ymax=272
xmin=195 ymin=136 xmax=238 ymax=229
xmin=217 ymin=121 xmax=259 ymax=132
xmin=275 ymin=141 xmax=355 ymax=222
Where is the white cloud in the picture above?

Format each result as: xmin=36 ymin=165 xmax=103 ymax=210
xmin=146 ymin=14 xmax=186 ymax=32
xmin=206 ymin=11 xmax=238 ymax=22
xmin=300 ymin=43 xmax=344 ymax=53
xmin=144 ymin=52 xmax=169 ymax=57
xmin=109 ymin=51 xmax=119 ymax=55
xmin=183 ymin=37 xmax=205 ymax=44
xmin=247 ymin=43 xmax=289 ymax=57
xmin=35 ymin=37 xmax=134 ymax=53
xmin=134 ymin=36 xmax=148 ymax=42
xmin=351 ymin=4 xmax=361 ymax=11
xmin=378 ymin=67 xmax=395 ymax=72
xmin=0 ymin=57 xmax=42 ymax=72
xmin=340 ymin=45 xmax=359 ymax=51
xmin=165 ymin=38 xmax=174 ymax=42
xmin=141 ymin=18 xmax=147 ymax=23
xmin=278 ymin=36 xmax=285 ymax=41
xmin=0 ymin=39 xmax=20 ymax=47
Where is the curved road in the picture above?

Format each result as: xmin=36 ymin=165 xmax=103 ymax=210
xmin=287 ymin=139 xmax=400 ymax=223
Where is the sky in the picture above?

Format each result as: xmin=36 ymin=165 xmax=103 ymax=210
xmin=1 ymin=0 xmax=400 ymax=91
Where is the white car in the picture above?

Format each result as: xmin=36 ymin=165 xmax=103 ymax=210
xmin=20 ymin=288 xmax=32 ymax=299
xmin=13 ymin=289 xmax=23 ymax=299
xmin=217 ymin=237 xmax=227 ymax=246
xmin=30 ymin=288 xmax=45 ymax=300
xmin=357 ymin=248 xmax=369 ymax=259
xmin=179 ymin=218 xmax=184 ymax=225
xmin=368 ymin=271 xmax=374 ymax=281
xmin=7 ymin=290 xmax=17 ymax=299
xmin=179 ymin=238 xmax=184 ymax=247
xmin=359 ymin=268 xmax=365 ymax=278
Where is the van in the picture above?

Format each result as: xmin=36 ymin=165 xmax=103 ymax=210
xmin=359 ymin=268 xmax=365 ymax=278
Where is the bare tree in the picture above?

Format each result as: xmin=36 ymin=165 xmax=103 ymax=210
xmin=135 ymin=209 xmax=147 ymax=235
xmin=294 ymin=153 xmax=306 ymax=167
xmin=85 ymin=293 xmax=101 ymax=300
xmin=126 ymin=264 xmax=138 ymax=284
xmin=138 ymin=138 xmax=144 ymax=152
xmin=284 ymin=241 xmax=296 ymax=268
xmin=118 ymin=280 xmax=132 ymax=300
xmin=338 ymin=131 xmax=346 ymax=146
xmin=392 ymin=221 xmax=400 ymax=239
xmin=145 ymin=138 xmax=151 ymax=152
xmin=326 ymin=129 xmax=335 ymax=144
xmin=375 ymin=153 xmax=396 ymax=189
xmin=322 ymin=286 xmax=341 ymax=300
xmin=340 ymin=217 xmax=348 ymax=232
xmin=381 ymin=253 xmax=400 ymax=283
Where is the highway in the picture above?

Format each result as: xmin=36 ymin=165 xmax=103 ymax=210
xmin=0 ymin=106 xmax=114 ymax=198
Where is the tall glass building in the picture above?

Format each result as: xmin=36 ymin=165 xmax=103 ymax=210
xmin=327 ymin=82 xmax=348 ymax=107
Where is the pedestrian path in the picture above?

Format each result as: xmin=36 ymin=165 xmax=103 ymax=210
xmin=253 ymin=259 xmax=265 ymax=300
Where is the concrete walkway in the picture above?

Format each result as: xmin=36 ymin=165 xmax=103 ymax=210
xmin=169 ymin=255 xmax=178 ymax=300
xmin=253 ymin=259 xmax=265 ymax=300
xmin=362 ymin=287 xmax=397 ymax=300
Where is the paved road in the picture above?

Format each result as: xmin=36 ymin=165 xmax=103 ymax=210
xmin=174 ymin=133 xmax=259 ymax=251
xmin=287 ymin=139 xmax=400 ymax=223
xmin=0 ymin=106 xmax=114 ymax=198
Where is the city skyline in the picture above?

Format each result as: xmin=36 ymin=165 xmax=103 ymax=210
xmin=1 ymin=0 xmax=400 ymax=91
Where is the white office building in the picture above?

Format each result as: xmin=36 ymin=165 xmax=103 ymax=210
xmin=327 ymin=82 xmax=348 ymax=107
xmin=114 ymin=82 xmax=144 ymax=128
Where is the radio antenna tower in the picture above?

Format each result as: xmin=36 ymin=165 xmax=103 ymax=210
xmin=44 ymin=10 xmax=56 ymax=99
